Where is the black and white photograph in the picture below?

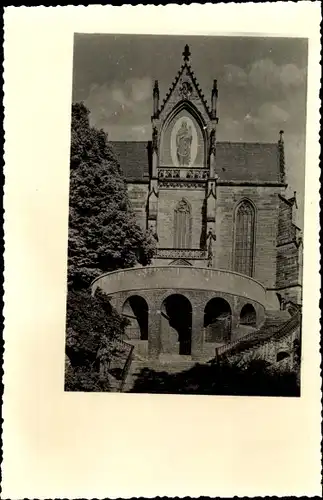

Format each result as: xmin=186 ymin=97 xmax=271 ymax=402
xmin=3 ymin=4 xmax=321 ymax=499
xmin=65 ymin=33 xmax=307 ymax=395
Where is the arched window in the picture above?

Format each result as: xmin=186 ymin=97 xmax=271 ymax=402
xmin=174 ymin=199 xmax=192 ymax=248
xmin=233 ymin=200 xmax=255 ymax=277
xmin=276 ymin=351 xmax=290 ymax=362
xmin=169 ymin=259 xmax=192 ymax=266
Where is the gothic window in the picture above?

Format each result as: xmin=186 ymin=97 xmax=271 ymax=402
xmin=233 ymin=200 xmax=255 ymax=277
xmin=174 ymin=199 xmax=192 ymax=248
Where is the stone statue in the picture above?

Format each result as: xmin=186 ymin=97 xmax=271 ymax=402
xmin=149 ymin=224 xmax=159 ymax=242
xmin=207 ymin=229 xmax=216 ymax=268
xmin=176 ymin=120 xmax=192 ymax=166
xmin=152 ymin=127 xmax=158 ymax=152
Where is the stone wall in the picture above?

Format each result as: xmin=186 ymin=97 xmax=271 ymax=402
xmin=157 ymin=187 xmax=205 ymax=248
xmin=215 ymin=185 xmax=283 ymax=288
xmin=276 ymin=242 xmax=299 ymax=287
xmin=93 ymin=266 xmax=267 ymax=305
xmin=229 ymin=324 xmax=301 ymax=369
xmin=277 ymin=198 xmax=296 ymax=245
xmin=275 ymin=197 xmax=303 ymax=304
xmin=92 ymin=267 xmax=267 ymax=360
xmin=127 ymin=182 xmax=149 ymax=230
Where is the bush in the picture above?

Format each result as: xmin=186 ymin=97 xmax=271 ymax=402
xmin=64 ymin=287 xmax=128 ymax=391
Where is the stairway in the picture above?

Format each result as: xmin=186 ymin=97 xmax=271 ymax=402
xmin=216 ymin=309 xmax=300 ymax=361
xmin=122 ymin=355 xmax=198 ymax=392
xmin=121 ymin=309 xmax=301 ymax=391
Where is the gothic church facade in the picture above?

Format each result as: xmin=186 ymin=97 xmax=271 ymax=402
xmin=92 ymin=45 xmax=302 ymax=361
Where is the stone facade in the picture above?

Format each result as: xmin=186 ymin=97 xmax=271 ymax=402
xmin=98 ymin=45 xmax=303 ymax=363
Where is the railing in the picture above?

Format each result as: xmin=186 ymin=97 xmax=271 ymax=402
xmin=158 ymin=168 xmax=209 ymax=181
xmin=104 ymin=338 xmax=134 ymax=391
xmin=216 ymin=311 xmax=301 ymax=359
xmin=270 ymin=311 xmax=301 ymax=341
xmin=156 ymin=248 xmax=207 ymax=260
xmin=118 ymin=343 xmax=134 ymax=392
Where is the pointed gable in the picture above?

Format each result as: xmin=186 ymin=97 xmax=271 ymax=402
xmin=155 ymin=45 xmax=213 ymax=126
xmin=157 ymin=64 xmax=212 ymax=125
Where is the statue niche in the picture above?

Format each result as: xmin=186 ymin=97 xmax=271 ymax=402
xmin=176 ymin=120 xmax=192 ymax=166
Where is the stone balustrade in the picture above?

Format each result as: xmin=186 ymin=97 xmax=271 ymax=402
xmin=156 ymin=248 xmax=207 ymax=260
xmin=158 ymin=167 xmax=209 ymax=181
xmin=92 ymin=265 xmax=266 ymax=306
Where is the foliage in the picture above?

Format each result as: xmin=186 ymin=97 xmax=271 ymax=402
xmin=64 ymin=287 xmax=129 ymax=392
xmin=65 ymin=364 xmax=111 ymax=392
xmin=129 ymin=357 xmax=300 ymax=397
xmin=68 ymin=102 xmax=156 ymax=289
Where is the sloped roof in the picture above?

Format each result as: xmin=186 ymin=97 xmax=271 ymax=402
xmin=110 ymin=141 xmax=150 ymax=181
xmin=110 ymin=140 xmax=282 ymax=183
xmin=215 ymin=142 xmax=281 ymax=182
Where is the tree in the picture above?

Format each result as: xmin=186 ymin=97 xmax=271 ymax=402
xmin=65 ymin=287 xmax=129 ymax=391
xmin=68 ymin=102 xmax=156 ymax=289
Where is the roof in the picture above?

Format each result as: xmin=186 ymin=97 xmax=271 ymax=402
xmin=110 ymin=141 xmax=150 ymax=181
xmin=215 ymin=142 xmax=281 ymax=182
xmin=110 ymin=140 xmax=282 ymax=183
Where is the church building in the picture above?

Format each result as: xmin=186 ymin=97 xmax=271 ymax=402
xmin=92 ymin=45 xmax=303 ymax=363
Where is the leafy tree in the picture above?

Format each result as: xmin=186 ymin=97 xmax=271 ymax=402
xmin=65 ymin=287 xmax=129 ymax=391
xmin=68 ymin=102 xmax=156 ymax=289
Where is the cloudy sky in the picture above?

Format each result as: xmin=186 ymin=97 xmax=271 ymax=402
xmin=72 ymin=34 xmax=308 ymax=226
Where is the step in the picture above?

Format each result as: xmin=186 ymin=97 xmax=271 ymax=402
xmin=265 ymin=310 xmax=291 ymax=321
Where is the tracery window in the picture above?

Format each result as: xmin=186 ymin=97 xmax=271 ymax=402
xmin=233 ymin=200 xmax=255 ymax=277
xmin=174 ymin=199 xmax=192 ymax=248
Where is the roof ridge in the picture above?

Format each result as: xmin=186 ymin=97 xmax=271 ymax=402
xmin=217 ymin=141 xmax=278 ymax=146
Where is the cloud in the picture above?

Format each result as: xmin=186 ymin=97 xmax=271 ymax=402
xmin=223 ymin=59 xmax=306 ymax=90
xmin=257 ymin=102 xmax=290 ymax=125
xmin=222 ymin=64 xmax=248 ymax=86
xmin=84 ymin=77 xmax=153 ymax=138
xmin=130 ymin=78 xmax=152 ymax=102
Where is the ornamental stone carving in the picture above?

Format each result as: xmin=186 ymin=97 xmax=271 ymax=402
xmin=156 ymin=248 xmax=207 ymax=259
xmin=158 ymin=168 xmax=208 ymax=180
xmin=179 ymin=80 xmax=193 ymax=100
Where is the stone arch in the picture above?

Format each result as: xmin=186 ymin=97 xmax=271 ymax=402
xmin=160 ymin=293 xmax=192 ymax=355
xmin=276 ymin=351 xmax=290 ymax=362
xmin=162 ymin=100 xmax=207 ymax=138
xmin=122 ymin=295 xmax=149 ymax=341
xmin=204 ymin=297 xmax=232 ymax=343
xmin=169 ymin=258 xmax=192 ymax=266
xmin=159 ymin=100 xmax=207 ymax=168
xmin=174 ymin=198 xmax=192 ymax=248
xmin=232 ymin=198 xmax=256 ymax=277
xmin=240 ymin=303 xmax=257 ymax=327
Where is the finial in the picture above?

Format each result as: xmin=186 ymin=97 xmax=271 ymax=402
xmin=279 ymin=130 xmax=284 ymax=142
xmin=183 ymin=44 xmax=191 ymax=62
xmin=154 ymin=80 xmax=159 ymax=92
xmin=213 ymin=79 xmax=218 ymax=90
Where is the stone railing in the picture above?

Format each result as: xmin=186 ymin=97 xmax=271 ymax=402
xmin=216 ymin=311 xmax=301 ymax=359
xmin=158 ymin=168 xmax=209 ymax=181
xmin=156 ymin=248 xmax=207 ymax=260
xmin=92 ymin=266 xmax=267 ymax=306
